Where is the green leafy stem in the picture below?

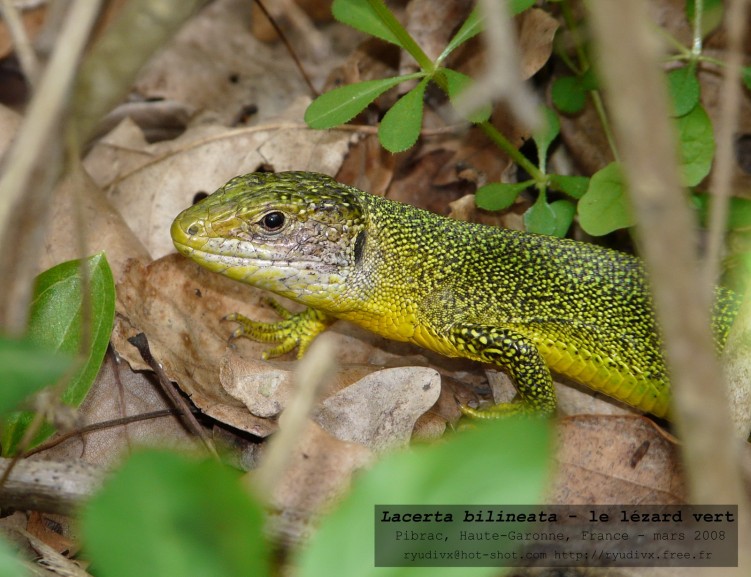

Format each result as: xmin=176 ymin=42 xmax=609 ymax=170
xmin=305 ymin=0 xmax=747 ymax=239
xmin=306 ymin=0 xmax=539 ymax=175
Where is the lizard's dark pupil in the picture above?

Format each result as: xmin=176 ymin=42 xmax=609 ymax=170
xmin=262 ymin=211 xmax=285 ymax=230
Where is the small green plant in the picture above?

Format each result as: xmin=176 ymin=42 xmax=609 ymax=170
xmin=0 ymin=253 xmax=115 ymax=456
xmin=306 ymin=0 xmax=751 ymax=238
xmin=304 ymin=0 xmax=532 ymax=147
xmin=553 ymin=0 xmax=733 ymax=235
xmin=306 ymin=0 xmax=582 ymax=235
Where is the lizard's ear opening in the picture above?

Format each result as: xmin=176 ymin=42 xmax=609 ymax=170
xmin=353 ymin=230 xmax=366 ymax=264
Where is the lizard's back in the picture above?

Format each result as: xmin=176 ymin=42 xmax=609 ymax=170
xmin=350 ymin=192 xmax=738 ymax=417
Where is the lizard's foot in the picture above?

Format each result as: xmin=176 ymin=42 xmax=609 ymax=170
xmin=449 ymin=324 xmax=558 ymax=418
xmin=225 ymin=299 xmax=334 ymax=359
xmin=458 ymin=400 xmax=553 ymax=419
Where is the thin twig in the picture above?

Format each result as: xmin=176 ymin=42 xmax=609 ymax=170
xmin=23 ymin=409 xmax=184 ymax=456
xmin=128 ymin=333 xmax=220 ymax=460
xmin=253 ymin=0 xmax=318 ymax=97
xmin=103 ymin=122 xmax=464 ymax=188
xmin=0 ymin=458 xmax=104 ymax=516
xmin=0 ymin=0 xmax=40 ymax=85
xmin=704 ymin=0 xmax=750 ymax=289
xmin=253 ymin=335 xmax=336 ymax=500
xmin=586 ymin=1 xmax=750 ymax=573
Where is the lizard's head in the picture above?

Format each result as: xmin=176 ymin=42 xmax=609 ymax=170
xmin=171 ymin=171 xmax=368 ymax=308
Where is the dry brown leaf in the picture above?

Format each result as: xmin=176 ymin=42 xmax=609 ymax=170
xmin=220 ymin=352 xmax=377 ymax=418
xmin=260 ymin=419 xmax=374 ymax=545
xmin=404 ymin=0 xmax=473 ymax=65
xmin=92 ymin=99 xmax=194 ymax=145
xmin=12 ymin=526 xmax=91 ymax=577
xmin=26 ymin=512 xmax=77 ymax=557
xmin=336 ymin=133 xmax=396 ymax=197
xmin=220 ymin=354 xmax=297 ymax=419
xmin=39 ymin=168 xmax=150 ymax=282
xmin=251 ymin=0 xmax=333 ymax=43
xmin=83 ymin=98 xmax=353 ymax=259
xmin=448 ymin=193 xmax=526 ymax=231
xmin=114 ymin=255 xmax=280 ymax=436
xmin=250 ymin=0 xmax=332 ymax=58
xmin=518 ymin=8 xmax=560 ymax=80
xmin=551 ymin=415 xmax=686 ymax=504
xmin=39 ymin=353 xmax=198 ymax=462
xmin=554 ymin=377 xmax=645 ymax=418
xmin=333 ymin=37 xmax=400 ymax=87
xmin=428 ymin=101 xmax=530 ymax=191
xmin=22 ymin=350 xmax=196 ymax=509
xmin=132 ymin=0 xmax=319 ymax=126
xmin=387 ymin=149 xmax=468 ymax=213
xmin=313 ymin=367 xmax=442 ymax=452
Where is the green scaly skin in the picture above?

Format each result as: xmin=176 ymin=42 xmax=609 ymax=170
xmin=170 ymin=171 xmax=740 ymax=418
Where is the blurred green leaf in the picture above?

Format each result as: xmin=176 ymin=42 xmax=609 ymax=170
xmin=551 ymin=75 xmax=586 ymax=114
xmin=297 ymin=418 xmax=552 ymax=577
xmin=578 ymin=162 xmax=634 ymax=235
xmin=549 ymin=174 xmax=589 ymax=199
xmin=524 ymin=196 xmax=575 ymax=237
xmin=677 ymin=104 xmax=714 ymax=186
xmin=441 ymin=68 xmax=491 ymax=123
xmin=332 ymin=0 xmax=401 ymax=46
xmin=1 ymin=253 xmax=115 ymax=456
xmin=524 ymin=196 xmax=555 ymax=235
xmin=693 ymin=193 xmax=751 ymax=232
xmin=551 ymin=69 xmax=597 ymax=115
xmin=579 ymin=67 xmax=599 ymax=91
xmin=533 ymin=107 xmax=560 ymax=166
xmin=0 ymin=338 xmax=73 ymax=415
xmin=666 ymin=66 xmax=700 ymax=117
xmin=305 ymin=76 xmax=411 ymax=129
xmin=82 ymin=451 xmax=271 ymax=577
xmin=475 ymin=181 xmax=532 ymax=211
xmin=379 ymin=78 xmax=428 ymax=152
xmin=0 ymin=537 xmax=29 ymax=577
xmin=548 ymin=200 xmax=576 ymax=237
xmin=743 ymin=67 xmax=751 ymax=91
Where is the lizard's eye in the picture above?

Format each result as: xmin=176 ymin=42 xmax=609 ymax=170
xmin=259 ymin=211 xmax=286 ymax=231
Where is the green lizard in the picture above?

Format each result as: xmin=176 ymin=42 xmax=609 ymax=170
xmin=170 ymin=171 xmax=740 ymax=418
